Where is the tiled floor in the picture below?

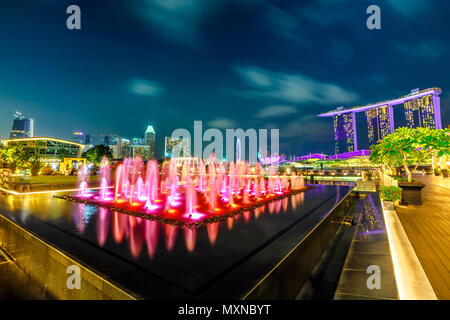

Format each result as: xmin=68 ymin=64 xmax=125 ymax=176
xmin=395 ymin=174 xmax=450 ymax=300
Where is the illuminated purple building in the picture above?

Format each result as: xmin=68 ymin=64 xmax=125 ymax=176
xmin=319 ymin=88 xmax=443 ymax=151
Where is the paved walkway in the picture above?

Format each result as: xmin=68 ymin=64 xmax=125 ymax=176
xmin=395 ymin=174 xmax=450 ymax=300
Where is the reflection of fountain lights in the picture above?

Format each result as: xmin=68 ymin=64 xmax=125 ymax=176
xmin=112 ymin=212 xmax=126 ymax=243
xmin=184 ymin=228 xmax=197 ymax=252
xmin=97 ymin=207 xmax=109 ymax=246
xmin=165 ymin=225 xmax=178 ymax=251
xmin=144 ymin=220 xmax=159 ymax=258
xmin=207 ymin=223 xmax=219 ymax=245
xmin=129 ymin=216 xmax=144 ymax=259
xmin=89 ymin=191 xmax=311 ymax=260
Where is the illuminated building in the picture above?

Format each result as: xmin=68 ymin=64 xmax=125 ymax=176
xmin=131 ymin=137 xmax=144 ymax=146
xmin=132 ymin=145 xmax=151 ymax=160
xmin=145 ymin=125 xmax=156 ymax=159
xmin=333 ymin=112 xmax=357 ymax=154
xmin=1 ymin=137 xmax=85 ymax=172
xmin=9 ymin=111 xmax=34 ymax=138
xmin=165 ymin=136 xmax=190 ymax=158
xmin=404 ymin=94 xmax=439 ymax=129
xmin=115 ymin=138 xmax=131 ymax=159
xmin=366 ymin=105 xmax=391 ymax=145
xmin=319 ymin=88 xmax=443 ymax=150
xmin=101 ymin=134 xmax=119 ymax=146
xmin=73 ymin=132 xmax=84 ymax=144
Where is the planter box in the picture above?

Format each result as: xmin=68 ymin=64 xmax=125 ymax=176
xmin=398 ymin=182 xmax=425 ymax=205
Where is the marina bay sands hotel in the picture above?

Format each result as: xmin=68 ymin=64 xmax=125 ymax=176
xmin=318 ymin=87 xmax=443 ymax=154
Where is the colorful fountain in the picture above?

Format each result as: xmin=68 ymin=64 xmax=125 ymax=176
xmin=60 ymin=155 xmax=308 ymax=229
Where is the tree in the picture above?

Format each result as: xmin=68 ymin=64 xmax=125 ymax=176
xmin=0 ymin=143 xmax=30 ymax=171
xmin=370 ymin=127 xmax=450 ymax=182
xmin=27 ymin=154 xmax=44 ymax=176
xmin=82 ymin=145 xmax=113 ymax=165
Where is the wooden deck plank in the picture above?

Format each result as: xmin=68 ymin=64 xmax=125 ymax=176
xmin=395 ymin=174 xmax=450 ymax=300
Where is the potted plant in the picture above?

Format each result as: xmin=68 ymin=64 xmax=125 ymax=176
xmin=370 ymin=127 xmax=450 ymax=205
xmin=380 ymin=186 xmax=402 ymax=210
xmin=441 ymin=168 xmax=449 ymax=177
xmin=434 ymin=168 xmax=441 ymax=176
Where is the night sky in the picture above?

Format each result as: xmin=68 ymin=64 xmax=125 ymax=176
xmin=0 ymin=0 xmax=449 ymax=157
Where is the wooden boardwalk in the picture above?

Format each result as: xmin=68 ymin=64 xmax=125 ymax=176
xmin=395 ymin=174 xmax=450 ymax=300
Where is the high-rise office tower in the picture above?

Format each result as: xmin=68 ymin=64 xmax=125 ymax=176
xmin=9 ymin=111 xmax=34 ymax=138
xmin=145 ymin=125 xmax=155 ymax=159
xmin=73 ymin=132 xmax=84 ymax=144
xmin=366 ymin=105 xmax=391 ymax=145
xmin=164 ymin=136 xmax=190 ymax=158
xmin=404 ymin=94 xmax=439 ymax=129
xmin=333 ymin=112 xmax=356 ymax=154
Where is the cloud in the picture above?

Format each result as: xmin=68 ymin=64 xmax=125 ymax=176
xmin=295 ymin=0 xmax=353 ymax=27
xmin=207 ymin=117 xmax=237 ymax=129
xmin=127 ymin=78 xmax=162 ymax=96
xmin=393 ymin=40 xmax=447 ymax=60
xmin=129 ymin=0 xmax=213 ymax=46
xmin=262 ymin=5 xmax=307 ymax=45
xmin=255 ymin=105 xmax=298 ymax=118
xmin=384 ymin=0 xmax=429 ymax=18
xmin=233 ymin=65 xmax=358 ymax=105
xmin=280 ymin=115 xmax=330 ymax=140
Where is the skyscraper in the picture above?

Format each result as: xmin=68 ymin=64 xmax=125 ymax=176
xmin=9 ymin=111 xmax=34 ymax=138
xmin=145 ymin=125 xmax=156 ymax=159
xmin=333 ymin=112 xmax=356 ymax=154
xmin=73 ymin=132 xmax=84 ymax=144
xmin=404 ymin=94 xmax=439 ymax=129
xmin=366 ymin=105 xmax=391 ymax=145
xmin=165 ymin=136 xmax=190 ymax=158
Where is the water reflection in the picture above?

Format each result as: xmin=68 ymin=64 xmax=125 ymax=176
xmin=70 ymin=191 xmax=307 ymax=260
xmin=358 ymin=195 xmax=385 ymax=238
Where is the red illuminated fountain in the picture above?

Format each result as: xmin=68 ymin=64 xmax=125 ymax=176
xmin=58 ymin=155 xmax=309 ymax=229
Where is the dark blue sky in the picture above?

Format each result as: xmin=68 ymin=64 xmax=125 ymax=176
xmin=0 ymin=0 xmax=449 ymax=157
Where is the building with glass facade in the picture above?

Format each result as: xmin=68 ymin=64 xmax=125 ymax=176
xmin=366 ymin=105 xmax=392 ymax=145
xmin=165 ymin=136 xmax=190 ymax=158
xmin=9 ymin=111 xmax=34 ymax=138
xmin=1 ymin=137 xmax=85 ymax=172
xmin=333 ymin=112 xmax=357 ymax=154
xmin=145 ymin=125 xmax=156 ymax=159
xmin=404 ymin=94 xmax=439 ymax=129
xmin=319 ymin=87 xmax=443 ymax=152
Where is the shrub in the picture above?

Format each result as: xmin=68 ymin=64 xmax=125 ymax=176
xmin=41 ymin=166 xmax=55 ymax=175
xmin=380 ymin=186 xmax=402 ymax=202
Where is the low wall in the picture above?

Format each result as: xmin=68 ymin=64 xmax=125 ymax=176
xmin=0 ymin=215 xmax=137 ymax=300
xmin=244 ymin=191 xmax=355 ymax=299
